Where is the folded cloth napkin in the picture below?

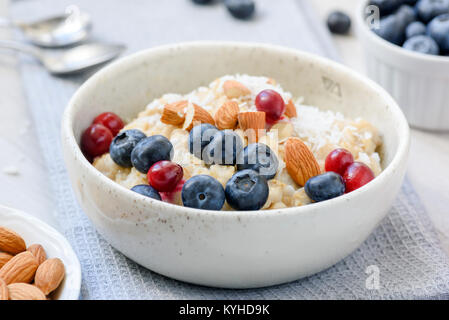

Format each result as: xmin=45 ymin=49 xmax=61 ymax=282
xmin=9 ymin=0 xmax=449 ymax=299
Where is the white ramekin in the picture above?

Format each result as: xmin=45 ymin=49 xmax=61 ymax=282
xmin=355 ymin=0 xmax=449 ymax=131
xmin=61 ymin=42 xmax=409 ymax=289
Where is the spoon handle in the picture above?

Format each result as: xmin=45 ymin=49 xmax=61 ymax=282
xmin=0 ymin=40 xmax=44 ymax=61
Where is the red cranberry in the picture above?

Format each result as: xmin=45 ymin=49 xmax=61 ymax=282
xmin=343 ymin=162 xmax=375 ymax=193
xmin=147 ymin=161 xmax=183 ymax=192
xmin=81 ymin=124 xmax=113 ymax=158
xmin=93 ymin=112 xmax=124 ymax=136
xmin=160 ymin=179 xmax=185 ymax=203
xmin=255 ymin=89 xmax=285 ymax=124
xmin=325 ymin=148 xmax=354 ymax=175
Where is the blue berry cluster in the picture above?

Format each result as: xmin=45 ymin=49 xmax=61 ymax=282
xmin=371 ymin=0 xmax=449 ymax=55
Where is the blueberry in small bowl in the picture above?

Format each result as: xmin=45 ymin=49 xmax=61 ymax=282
xmin=131 ymin=184 xmax=161 ymax=200
xmin=224 ymin=0 xmax=255 ymax=20
xmin=305 ymin=172 xmax=345 ymax=203
xmin=416 ymin=0 xmax=449 ymax=22
xmin=403 ymin=34 xmax=440 ymax=54
xmin=109 ymin=129 xmax=146 ymax=167
xmin=236 ymin=143 xmax=279 ymax=180
xmin=427 ymin=13 xmax=449 ymax=53
xmin=130 ymin=135 xmax=173 ymax=173
xmin=327 ymin=11 xmax=352 ymax=35
xmin=202 ymin=130 xmax=243 ymax=166
xmin=188 ymin=123 xmax=219 ymax=160
xmin=405 ymin=21 xmax=427 ymax=38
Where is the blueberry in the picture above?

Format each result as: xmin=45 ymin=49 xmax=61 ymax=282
xmin=416 ymin=0 xmax=449 ymax=22
xmin=304 ymin=172 xmax=345 ymax=202
xmin=131 ymin=135 xmax=173 ymax=173
xmin=236 ymin=143 xmax=279 ymax=180
xmin=395 ymin=5 xmax=417 ymax=30
xmin=225 ymin=170 xmax=269 ymax=211
xmin=109 ymin=129 xmax=146 ymax=167
xmin=327 ymin=11 xmax=352 ymax=35
xmin=369 ymin=0 xmax=405 ymax=16
xmin=181 ymin=175 xmax=225 ymax=210
xmin=203 ymin=130 xmax=243 ymax=166
xmin=428 ymin=13 xmax=449 ymax=52
xmin=403 ymin=35 xmax=440 ymax=54
xmin=375 ymin=15 xmax=405 ymax=45
xmin=406 ymin=21 xmax=427 ymax=38
xmin=131 ymin=184 xmax=161 ymax=201
xmin=224 ymin=0 xmax=255 ymax=20
xmin=188 ymin=123 xmax=219 ymax=160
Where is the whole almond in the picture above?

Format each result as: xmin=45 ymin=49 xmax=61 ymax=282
xmin=160 ymin=100 xmax=187 ymax=126
xmin=0 ymin=251 xmax=39 ymax=284
xmin=0 ymin=226 xmax=26 ymax=254
xmin=284 ymin=100 xmax=297 ymax=118
xmin=223 ymin=80 xmax=251 ymax=99
xmin=0 ymin=278 xmax=8 ymax=300
xmin=238 ymin=111 xmax=266 ymax=144
xmin=284 ymin=137 xmax=321 ymax=187
xmin=34 ymin=258 xmax=65 ymax=295
xmin=7 ymin=283 xmax=46 ymax=300
xmin=182 ymin=102 xmax=215 ymax=131
xmin=27 ymin=244 xmax=47 ymax=265
xmin=0 ymin=252 xmax=13 ymax=268
xmin=214 ymin=101 xmax=239 ymax=130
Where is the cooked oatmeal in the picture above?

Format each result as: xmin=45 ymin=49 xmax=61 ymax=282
xmin=93 ymin=75 xmax=382 ymax=210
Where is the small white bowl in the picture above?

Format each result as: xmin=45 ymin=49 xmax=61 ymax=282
xmin=61 ymin=42 xmax=409 ymax=289
xmin=0 ymin=205 xmax=81 ymax=300
xmin=355 ymin=0 xmax=449 ymax=131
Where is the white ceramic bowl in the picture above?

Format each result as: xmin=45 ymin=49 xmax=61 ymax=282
xmin=0 ymin=205 xmax=81 ymax=299
xmin=355 ymin=0 xmax=449 ymax=131
xmin=61 ymin=42 xmax=409 ymax=289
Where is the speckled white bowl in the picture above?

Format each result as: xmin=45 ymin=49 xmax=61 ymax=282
xmin=61 ymin=42 xmax=409 ymax=289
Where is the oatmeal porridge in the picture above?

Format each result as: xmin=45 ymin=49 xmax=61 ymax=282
xmin=86 ymin=74 xmax=382 ymax=211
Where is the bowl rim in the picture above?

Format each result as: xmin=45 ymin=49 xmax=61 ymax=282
xmin=355 ymin=0 xmax=449 ymax=63
xmin=62 ymin=41 xmax=410 ymax=218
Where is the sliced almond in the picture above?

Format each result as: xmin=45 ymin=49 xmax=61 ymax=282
xmin=266 ymin=78 xmax=276 ymax=85
xmin=34 ymin=258 xmax=65 ymax=295
xmin=284 ymin=100 xmax=297 ymax=118
xmin=27 ymin=244 xmax=47 ymax=265
xmin=0 ymin=226 xmax=26 ymax=255
xmin=238 ymin=111 xmax=266 ymax=144
xmin=160 ymin=100 xmax=188 ymax=126
xmin=0 ymin=252 xmax=13 ymax=268
xmin=0 ymin=251 xmax=39 ymax=285
xmin=7 ymin=283 xmax=46 ymax=300
xmin=0 ymin=278 xmax=8 ymax=300
xmin=223 ymin=80 xmax=251 ymax=99
xmin=214 ymin=101 xmax=239 ymax=130
xmin=284 ymin=137 xmax=321 ymax=187
xmin=182 ymin=102 xmax=215 ymax=131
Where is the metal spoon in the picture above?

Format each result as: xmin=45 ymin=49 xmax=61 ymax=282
xmin=0 ymin=40 xmax=126 ymax=75
xmin=0 ymin=11 xmax=92 ymax=47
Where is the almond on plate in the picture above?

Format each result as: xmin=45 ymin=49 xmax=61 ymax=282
xmin=284 ymin=137 xmax=321 ymax=187
xmin=0 ymin=226 xmax=26 ymax=255
xmin=284 ymin=100 xmax=298 ymax=118
xmin=7 ymin=283 xmax=46 ymax=300
xmin=27 ymin=244 xmax=47 ymax=265
xmin=214 ymin=100 xmax=239 ymax=130
xmin=0 ymin=252 xmax=13 ymax=268
xmin=0 ymin=251 xmax=39 ymax=284
xmin=238 ymin=111 xmax=266 ymax=144
xmin=0 ymin=278 xmax=8 ymax=300
xmin=182 ymin=102 xmax=215 ymax=131
xmin=34 ymin=258 xmax=65 ymax=295
xmin=160 ymin=100 xmax=188 ymax=126
xmin=223 ymin=80 xmax=251 ymax=99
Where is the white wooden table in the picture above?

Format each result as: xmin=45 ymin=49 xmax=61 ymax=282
xmin=1 ymin=0 xmax=449 ymax=253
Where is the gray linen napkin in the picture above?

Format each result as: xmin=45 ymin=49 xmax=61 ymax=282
xmin=9 ymin=0 xmax=449 ymax=299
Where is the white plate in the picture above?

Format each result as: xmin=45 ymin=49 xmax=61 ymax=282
xmin=0 ymin=205 xmax=81 ymax=300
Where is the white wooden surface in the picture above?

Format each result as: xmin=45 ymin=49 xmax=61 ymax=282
xmin=1 ymin=0 xmax=448 ymax=253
